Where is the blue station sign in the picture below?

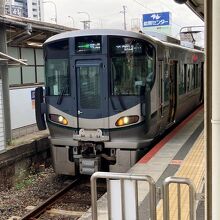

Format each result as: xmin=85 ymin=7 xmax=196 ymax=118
xmin=143 ymin=12 xmax=171 ymax=27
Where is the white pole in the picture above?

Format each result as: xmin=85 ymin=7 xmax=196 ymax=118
xmin=212 ymin=0 xmax=220 ymax=219
xmin=204 ymin=0 xmax=212 ymax=219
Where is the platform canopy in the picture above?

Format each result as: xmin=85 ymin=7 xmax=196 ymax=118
xmin=0 ymin=15 xmax=77 ymax=48
xmin=186 ymin=0 xmax=204 ymax=20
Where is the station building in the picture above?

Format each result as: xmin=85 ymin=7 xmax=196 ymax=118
xmin=0 ymin=14 xmax=77 ymax=150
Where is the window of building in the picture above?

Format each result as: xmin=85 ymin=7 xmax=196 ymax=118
xmin=9 ymin=68 xmax=22 ymax=85
xmin=8 ymin=46 xmax=45 ymax=87
xmin=21 ymin=48 xmax=35 ymax=65
xmin=22 ymin=66 xmax=36 ymax=84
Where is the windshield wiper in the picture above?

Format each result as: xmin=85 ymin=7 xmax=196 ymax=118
xmin=57 ymin=87 xmax=67 ymax=105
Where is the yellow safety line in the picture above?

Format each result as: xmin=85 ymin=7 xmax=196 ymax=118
xmin=156 ymin=131 xmax=205 ymax=220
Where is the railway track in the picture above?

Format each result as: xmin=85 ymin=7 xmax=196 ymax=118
xmin=17 ymin=177 xmax=106 ymax=220
xmin=20 ymin=178 xmax=81 ymax=220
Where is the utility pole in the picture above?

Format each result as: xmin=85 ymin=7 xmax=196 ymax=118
xmin=78 ymin=11 xmax=91 ymax=29
xmin=0 ymin=0 xmax=12 ymax=145
xmin=120 ymin=5 xmax=127 ymax=30
xmin=80 ymin=20 xmax=90 ymax=30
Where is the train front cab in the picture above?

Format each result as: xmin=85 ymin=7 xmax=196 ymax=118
xmin=35 ymin=32 xmax=158 ymax=175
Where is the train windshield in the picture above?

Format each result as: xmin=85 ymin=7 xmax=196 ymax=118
xmin=44 ymin=40 xmax=70 ymax=96
xmin=110 ymin=37 xmax=155 ymax=96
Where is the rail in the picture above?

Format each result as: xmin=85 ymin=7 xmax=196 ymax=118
xmin=91 ymin=172 xmax=157 ymax=220
xmin=91 ymin=173 xmax=202 ymax=220
xmin=163 ymin=176 xmax=196 ymax=220
xmin=20 ymin=178 xmax=79 ymax=220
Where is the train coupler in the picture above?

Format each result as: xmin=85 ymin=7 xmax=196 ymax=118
xmin=79 ymin=157 xmax=101 ymax=175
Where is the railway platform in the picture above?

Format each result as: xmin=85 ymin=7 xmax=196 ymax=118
xmin=79 ymin=106 xmax=205 ymax=220
xmin=0 ymin=130 xmax=50 ymax=186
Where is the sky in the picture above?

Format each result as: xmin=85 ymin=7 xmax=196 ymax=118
xmin=43 ymin=0 xmax=204 ymax=45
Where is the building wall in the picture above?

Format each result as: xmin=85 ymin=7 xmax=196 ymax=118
xmin=5 ymin=0 xmax=43 ymax=20
xmin=7 ymin=46 xmax=45 ymax=138
xmin=7 ymin=47 xmax=44 ymax=86
xmin=0 ymin=79 xmax=5 ymax=151
xmin=10 ymin=87 xmax=37 ymax=129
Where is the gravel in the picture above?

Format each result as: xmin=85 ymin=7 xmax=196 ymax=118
xmin=0 ymin=167 xmax=77 ymax=220
xmin=0 ymin=165 xmax=107 ymax=220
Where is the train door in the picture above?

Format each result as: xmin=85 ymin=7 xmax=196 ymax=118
xmin=76 ymin=60 xmax=109 ymax=129
xmin=168 ymin=60 xmax=178 ymax=123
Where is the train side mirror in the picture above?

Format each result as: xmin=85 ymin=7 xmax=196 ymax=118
xmin=140 ymin=85 xmax=146 ymax=97
xmin=35 ymin=87 xmax=47 ymax=130
xmin=174 ymin=0 xmax=187 ymax=4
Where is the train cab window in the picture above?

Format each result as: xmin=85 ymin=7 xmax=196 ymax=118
xmin=109 ymin=36 xmax=155 ymax=96
xmin=44 ymin=40 xmax=70 ymax=96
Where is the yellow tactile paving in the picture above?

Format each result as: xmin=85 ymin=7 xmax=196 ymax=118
xmin=156 ymin=131 xmax=204 ymax=220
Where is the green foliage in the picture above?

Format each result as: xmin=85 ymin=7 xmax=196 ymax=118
xmin=15 ymin=176 xmax=35 ymax=190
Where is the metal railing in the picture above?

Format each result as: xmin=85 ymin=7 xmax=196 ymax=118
xmin=163 ymin=176 xmax=196 ymax=220
xmin=91 ymin=172 xmax=157 ymax=220
xmin=91 ymin=172 xmax=200 ymax=220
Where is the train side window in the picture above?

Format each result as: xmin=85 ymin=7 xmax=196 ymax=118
xmin=199 ymin=62 xmax=204 ymax=87
xmin=163 ymin=64 xmax=169 ymax=102
xmin=191 ymin=65 xmax=196 ymax=89
xmin=179 ymin=64 xmax=187 ymax=95
xmin=195 ymin=64 xmax=199 ymax=88
xmin=187 ymin=65 xmax=190 ymax=92
xmin=187 ymin=64 xmax=195 ymax=91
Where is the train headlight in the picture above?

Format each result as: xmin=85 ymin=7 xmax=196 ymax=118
xmin=115 ymin=115 xmax=139 ymax=127
xmin=49 ymin=114 xmax=68 ymax=125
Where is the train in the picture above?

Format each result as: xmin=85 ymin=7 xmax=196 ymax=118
xmin=35 ymin=29 xmax=204 ymax=176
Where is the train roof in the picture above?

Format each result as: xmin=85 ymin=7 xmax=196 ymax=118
xmin=45 ymin=29 xmax=156 ymax=44
xmin=44 ymin=29 xmax=203 ymax=54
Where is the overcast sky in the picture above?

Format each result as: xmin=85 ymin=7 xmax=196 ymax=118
xmin=43 ymin=0 xmax=204 ymax=44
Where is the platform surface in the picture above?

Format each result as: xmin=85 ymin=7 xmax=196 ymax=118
xmin=79 ymin=107 xmax=204 ymax=220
